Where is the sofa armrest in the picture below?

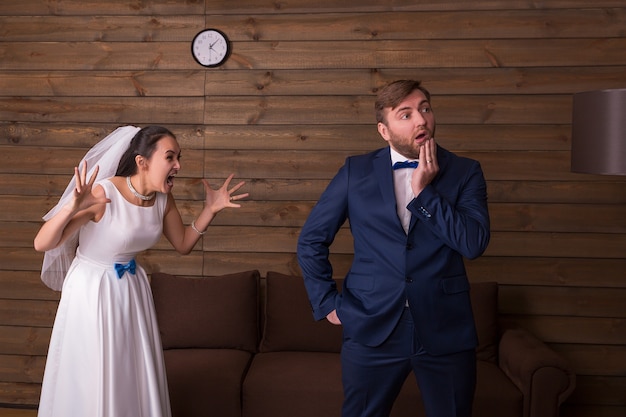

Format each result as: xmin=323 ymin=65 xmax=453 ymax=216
xmin=498 ymin=326 xmax=576 ymax=417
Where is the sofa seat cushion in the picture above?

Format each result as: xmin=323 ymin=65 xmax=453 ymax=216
xmin=474 ymin=360 xmax=523 ymax=417
xmin=151 ymin=270 xmax=260 ymax=352
xmin=242 ymin=351 xmax=343 ymax=417
xmin=165 ymin=348 xmax=253 ymax=417
xmin=242 ymin=353 xmax=523 ymax=417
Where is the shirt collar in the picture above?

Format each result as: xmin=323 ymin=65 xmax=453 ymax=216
xmin=389 ymin=146 xmax=418 ymax=166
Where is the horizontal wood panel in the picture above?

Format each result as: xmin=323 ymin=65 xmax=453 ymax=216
xmin=0 ymin=221 xmax=207 ymax=251
xmin=203 ymin=67 xmax=626 ymax=96
xmin=0 ymin=327 xmax=51 ymax=356
xmin=486 ymin=181 xmax=626 ymax=204
xmin=466 ymin=257 xmax=626 ymax=288
xmin=213 ymin=202 xmax=626 ymax=233
xmin=2 ymin=10 xmax=625 ymax=42
xmin=202 ymin=9 xmax=626 ymax=41
xmin=4 ymin=67 xmax=626 ymax=98
xmin=0 ymin=271 xmax=60 ymax=301
xmin=4 ymin=198 xmax=624 ymax=234
xmin=200 ymin=252 xmax=626 ymax=288
xmin=499 ymin=286 xmax=626 ymax=317
xmin=0 ymin=97 xmax=204 ymax=124
xmin=3 ymin=252 xmax=624 ymax=292
xmin=10 ymin=146 xmax=601 ymax=182
xmin=502 ymin=315 xmax=626 ymax=345
xmin=1 ymin=146 xmax=204 ymax=176
xmin=0 ymin=16 xmax=204 ymax=42
xmin=0 ymin=249 xmax=43 ymax=272
xmin=204 ymin=150 xmax=581 ymax=181
xmin=488 ymin=203 xmax=626 ymax=233
xmin=0 ymin=381 xmax=40 ymax=407
xmin=0 ymin=122 xmax=206 ymax=149
xmin=2 ymin=0 xmax=625 ymax=16
xmin=200 ymin=95 xmax=575 ymax=125
xmin=0 ymin=177 xmax=203 ymax=208
xmin=0 ymin=71 xmax=205 ymax=97
xmin=0 ymin=300 xmax=58 ymax=327
xmin=0 ymin=95 xmax=575 ymax=125
xmin=0 ymin=355 xmax=45 ymax=384
xmin=204 ymin=124 xmax=576 ymax=151
xmin=3 ymin=174 xmax=625 ymax=205
xmin=553 ymin=344 xmax=626 ymax=376
xmin=202 ymin=252 xmax=301 ymax=277
xmin=196 ymin=225 xmax=626 ymax=258
xmin=0 ymin=248 xmax=203 ymax=275
xmin=2 ymin=39 xmax=626 ymax=71
xmin=200 ymin=0 xmax=626 ymax=14
xmin=486 ymin=232 xmax=626 ymax=258
xmin=2 ymin=122 xmax=576 ymax=151
xmin=0 ymin=0 xmax=203 ymax=16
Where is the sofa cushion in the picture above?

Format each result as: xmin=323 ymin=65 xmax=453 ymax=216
xmin=474 ymin=360 xmax=523 ymax=417
xmin=243 ymin=351 xmax=343 ymax=417
xmin=470 ymin=281 xmax=498 ymax=363
xmin=242 ymin=353 xmax=522 ymax=417
xmin=260 ymin=271 xmax=343 ymax=353
xmin=165 ymin=348 xmax=253 ymax=417
xmin=151 ymin=270 xmax=260 ymax=352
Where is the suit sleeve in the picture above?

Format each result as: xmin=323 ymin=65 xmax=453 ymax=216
xmin=408 ymin=159 xmax=490 ymax=259
xmin=297 ymin=161 xmax=349 ymax=321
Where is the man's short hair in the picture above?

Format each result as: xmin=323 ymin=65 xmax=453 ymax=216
xmin=375 ymin=80 xmax=431 ymax=124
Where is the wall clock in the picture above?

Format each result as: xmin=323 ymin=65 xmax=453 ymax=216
xmin=191 ymin=29 xmax=231 ymax=68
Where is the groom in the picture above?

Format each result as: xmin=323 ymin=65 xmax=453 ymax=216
xmin=297 ymin=80 xmax=490 ymax=417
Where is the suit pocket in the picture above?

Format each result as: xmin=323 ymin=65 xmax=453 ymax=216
xmin=345 ymin=273 xmax=374 ymax=290
xmin=440 ymin=275 xmax=470 ymax=294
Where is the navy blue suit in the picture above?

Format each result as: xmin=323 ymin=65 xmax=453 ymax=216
xmin=297 ymin=145 xmax=490 ymax=417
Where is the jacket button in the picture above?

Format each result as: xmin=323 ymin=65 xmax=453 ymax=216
xmin=405 ymin=277 xmax=413 ymax=283
xmin=406 ymin=243 xmax=413 ymax=250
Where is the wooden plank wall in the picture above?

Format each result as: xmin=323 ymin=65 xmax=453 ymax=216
xmin=0 ymin=0 xmax=625 ymax=415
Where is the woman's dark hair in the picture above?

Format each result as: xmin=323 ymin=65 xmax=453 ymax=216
xmin=375 ymin=80 xmax=431 ymax=124
xmin=116 ymin=125 xmax=176 ymax=177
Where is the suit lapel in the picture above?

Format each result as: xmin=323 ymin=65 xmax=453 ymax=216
xmin=374 ymin=148 xmax=395 ymax=202
xmin=374 ymin=147 xmax=406 ymax=231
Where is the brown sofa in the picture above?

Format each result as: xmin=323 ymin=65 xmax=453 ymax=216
xmin=150 ymin=270 xmax=575 ymax=417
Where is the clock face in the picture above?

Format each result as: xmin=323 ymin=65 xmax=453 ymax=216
xmin=191 ymin=29 xmax=230 ymax=68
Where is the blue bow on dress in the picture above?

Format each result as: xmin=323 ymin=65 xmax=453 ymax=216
xmin=114 ymin=259 xmax=136 ymax=279
xmin=393 ymin=161 xmax=419 ymax=170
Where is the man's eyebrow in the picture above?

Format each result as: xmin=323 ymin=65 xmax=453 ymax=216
xmin=394 ymin=100 xmax=429 ymax=113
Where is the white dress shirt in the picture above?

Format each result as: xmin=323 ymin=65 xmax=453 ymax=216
xmin=390 ymin=147 xmax=417 ymax=234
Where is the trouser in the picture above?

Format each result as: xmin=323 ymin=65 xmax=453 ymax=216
xmin=341 ymin=307 xmax=476 ymax=417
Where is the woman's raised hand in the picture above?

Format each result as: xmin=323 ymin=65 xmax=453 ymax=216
xmin=202 ymin=173 xmax=248 ymax=214
xmin=69 ymin=162 xmax=110 ymax=213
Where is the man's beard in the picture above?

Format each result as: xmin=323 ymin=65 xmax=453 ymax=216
xmin=387 ymin=126 xmax=435 ymax=160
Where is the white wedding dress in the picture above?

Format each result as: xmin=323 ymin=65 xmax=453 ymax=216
xmin=38 ymin=180 xmax=171 ymax=417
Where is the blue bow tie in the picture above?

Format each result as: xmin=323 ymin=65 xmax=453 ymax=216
xmin=114 ymin=259 xmax=136 ymax=279
xmin=393 ymin=161 xmax=419 ymax=170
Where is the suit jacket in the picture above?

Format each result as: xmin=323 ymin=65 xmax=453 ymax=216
xmin=297 ymin=146 xmax=490 ymax=355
